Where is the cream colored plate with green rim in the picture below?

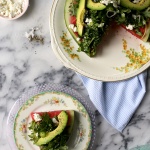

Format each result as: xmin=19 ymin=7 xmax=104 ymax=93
xmin=7 ymin=84 xmax=95 ymax=150
xmin=14 ymin=92 xmax=92 ymax=150
xmin=50 ymin=0 xmax=150 ymax=81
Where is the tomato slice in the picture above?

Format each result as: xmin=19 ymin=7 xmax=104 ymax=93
xmin=31 ymin=111 xmax=61 ymax=120
xmin=121 ymin=24 xmax=143 ymax=39
xmin=70 ymin=15 xmax=76 ymax=25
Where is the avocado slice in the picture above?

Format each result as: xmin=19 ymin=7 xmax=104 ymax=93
xmin=87 ymin=0 xmax=106 ymax=10
xmin=120 ymin=0 xmax=150 ymax=10
xmin=36 ymin=111 xmax=68 ymax=146
xmin=76 ymin=0 xmax=86 ymax=36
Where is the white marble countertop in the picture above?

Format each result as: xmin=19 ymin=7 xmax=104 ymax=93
xmin=0 ymin=0 xmax=150 ymax=150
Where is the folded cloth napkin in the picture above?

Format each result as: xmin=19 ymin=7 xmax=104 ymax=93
xmin=78 ymin=71 xmax=147 ymax=132
xmin=130 ymin=144 xmax=150 ymax=150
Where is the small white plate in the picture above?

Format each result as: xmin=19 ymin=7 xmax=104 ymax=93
xmin=7 ymin=84 xmax=96 ymax=150
xmin=50 ymin=0 xmax=150 ymax=81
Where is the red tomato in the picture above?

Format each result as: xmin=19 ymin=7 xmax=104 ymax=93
xmin=31 ymin=110 xmax=72 ymax=125
xmin=31 ymin=111 xmax=61 ymax=120
xmin=121 ymin=24 xmax=143 ymax=39
xmin=70 ymin=16 xmax=76 ymax=25
xmin=74 ymin=32 xmax=78 ymax=37
xmin=139 ymin=27 xmax=145 ymax=34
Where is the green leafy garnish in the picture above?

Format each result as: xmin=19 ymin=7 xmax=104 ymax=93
xmin=28 ymin=113 xmax=69 ymax=150
xmin=69 ymin=0 xmax=80 ymax=16
xmin=78 ymin=9 xmax=110 ymax=56
xmin=143 ymin=7 xmax=150 ymax=17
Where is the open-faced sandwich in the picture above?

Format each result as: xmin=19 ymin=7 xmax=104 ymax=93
xmin=28 ymin=110 xmax=74 ymax=150
xmin=64 ymin=0 xmax=150 ymax=57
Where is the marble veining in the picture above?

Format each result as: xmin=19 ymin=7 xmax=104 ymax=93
xmin=0 ymin=0 xmax=150 ymax=150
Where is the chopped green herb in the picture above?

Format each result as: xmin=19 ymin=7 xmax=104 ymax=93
xmin=28 ymin=113 xmax=69 ymax=150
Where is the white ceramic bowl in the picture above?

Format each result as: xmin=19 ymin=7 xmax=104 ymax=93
xmin=0 ymin=0 xmax=29 ymax=20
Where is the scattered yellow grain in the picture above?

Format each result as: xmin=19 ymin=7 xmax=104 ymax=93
xmin=60 ymin=31 xmax=80 ymax=61
xmin=122 ymin=39 xmax=127 ymax=50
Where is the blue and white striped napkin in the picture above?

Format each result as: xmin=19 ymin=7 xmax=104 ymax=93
xmin=78 ymin=71 xmax=147 ymax=132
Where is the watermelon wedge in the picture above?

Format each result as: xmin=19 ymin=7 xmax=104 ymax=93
xmin=31 ymin=110 xmax=74 ymax=134
xmin=121 ymin=21 xmax=150 ymax=42
xmin=64 ymin=0 xmax=80 ymax=44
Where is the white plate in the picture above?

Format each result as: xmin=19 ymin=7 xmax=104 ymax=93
xmin=7 ymin=84 xmax=96 ymax=150
xmin=50 ymin=0 xmax=150 ymax=81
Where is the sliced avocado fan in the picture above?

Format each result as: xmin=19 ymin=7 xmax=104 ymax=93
xmin=87 ymin=0 xmax=106 ymax=10
xmin=120 ymin=0 xmax=150 ymax=10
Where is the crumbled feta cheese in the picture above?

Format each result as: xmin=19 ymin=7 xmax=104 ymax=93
xmin=33 ymin=113 xmax=42 ymax=122
xmin=25 ymin=27 xmax=39 ymax=39
xmin=88 ymin=19 xmax=92 ymax=23
xmin=24 ymin=27 xmax=44 ymax=44
xmin=85 ymin=18 xmax=93 ymax=25
xmin=52 ymin=118 xmax=59 ymax=125
xmin=85 ymin=18 xmax=89 ymax=23
xmin=100 ymin=0 xmax=111 ymax=5
xmin=0 ymin=0 xmax=25 ymax=18
xmin=98 ymin=23 xmax=104 ymax=28
xmin=132 ymin=0 xmax=140 ymax=3
xmin=25 ymin=28 xmax=38 ymax=39
xmin=69 ymin=24 xmax=74 ymax=30
xmin=100 ymin=0 xmax=118 ymax=7
xmin=69 ymin=24 xmax=77 ymax=32
xmin=77 ymin=37 xmax=80 ymax=41
xmin=132 ymin=14 xmax=137 ymax=19
xmin=73 ymin=26 xmax=77 ymax=32
xmin=25 ymin=29 xmax=34 ymax=39
xmin=126 ymin=24 xmax=134 ymax=30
